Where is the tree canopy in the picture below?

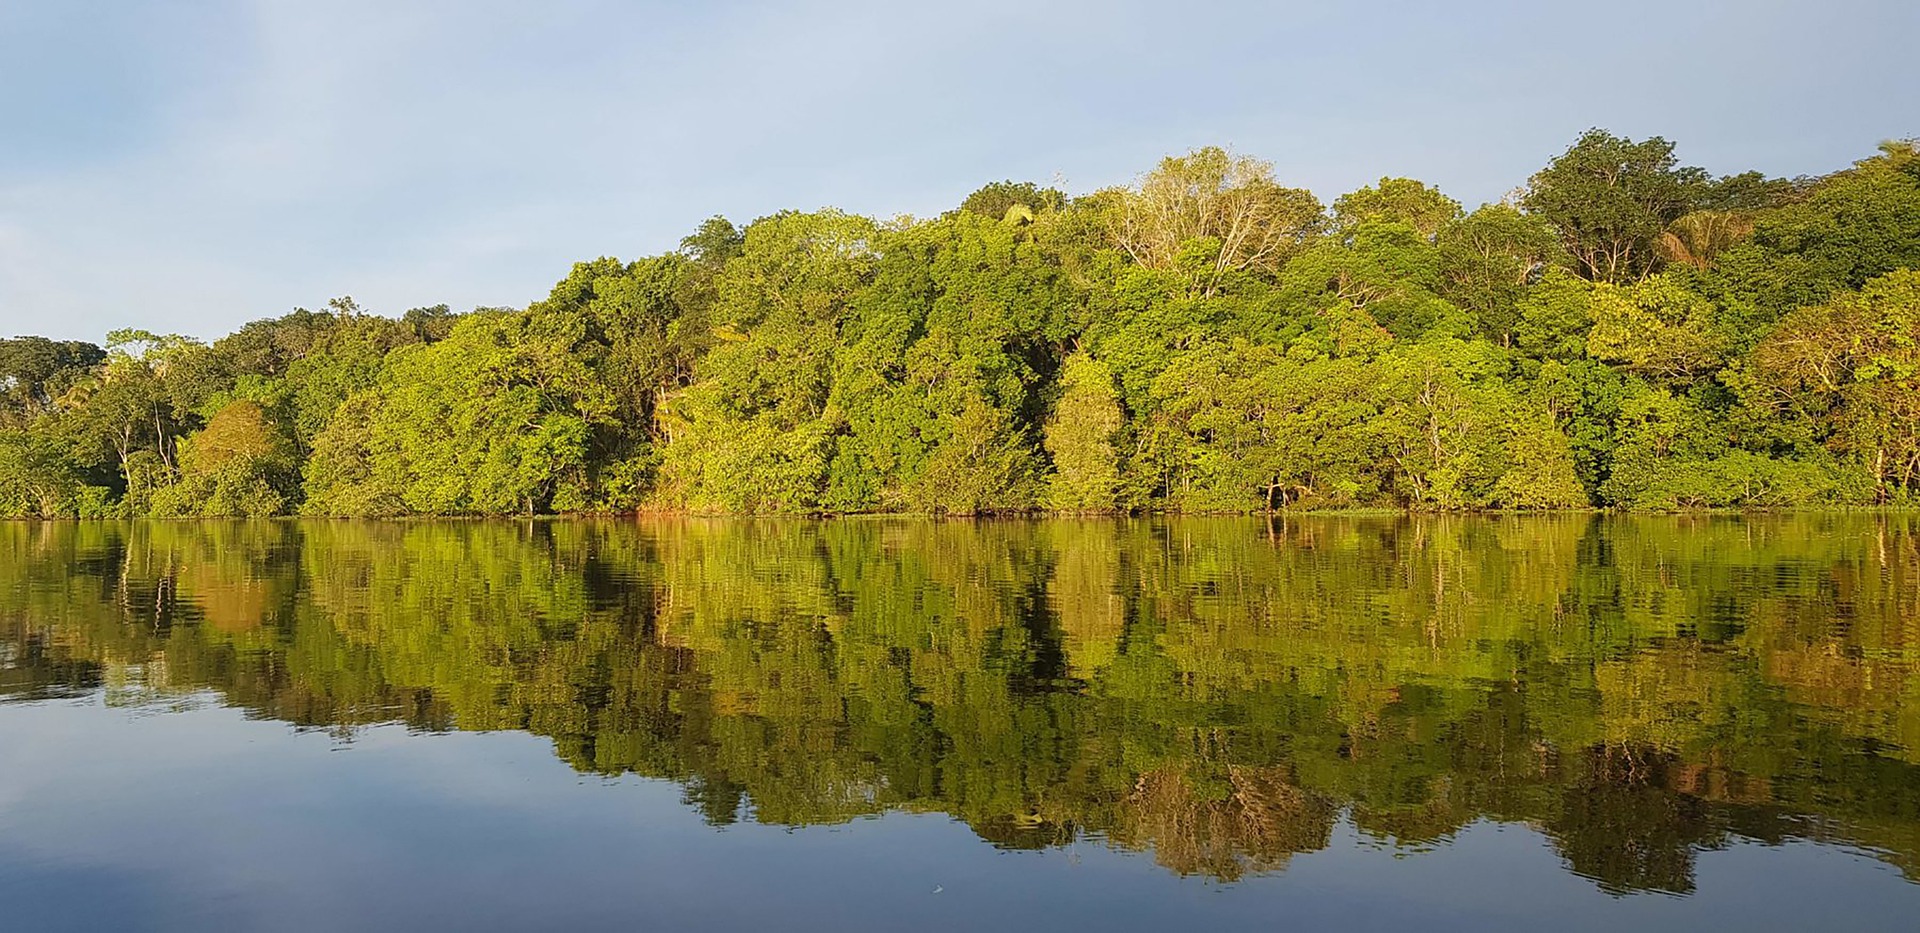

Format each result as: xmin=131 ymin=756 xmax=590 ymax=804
xmin=6 ymin=130 xmax=1919 ymax=516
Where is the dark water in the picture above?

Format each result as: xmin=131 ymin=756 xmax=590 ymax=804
xmin=2 ymin=516 xmax=1918 ymax=931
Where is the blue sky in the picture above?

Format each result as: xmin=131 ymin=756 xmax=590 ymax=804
xmin=2 ymin=0 xmax=1915 ymax=342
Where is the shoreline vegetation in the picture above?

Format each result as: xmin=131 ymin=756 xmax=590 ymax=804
xmin=11 ymin=506 xmax=1920 ymax=523
xmin=4 ymin=130 xmax=1919 ymax=518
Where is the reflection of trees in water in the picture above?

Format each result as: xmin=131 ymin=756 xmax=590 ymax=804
xmin=2 ymin=515 xmax=1919 ymax=894
xmin=1109 ymin=765 xmax=1335 ymax=880
xmin=1547 ymin=745 xmax=1720 ymax=895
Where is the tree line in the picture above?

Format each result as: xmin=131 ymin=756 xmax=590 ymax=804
xmin=4 ymin=130 xmax=1919 ymax=516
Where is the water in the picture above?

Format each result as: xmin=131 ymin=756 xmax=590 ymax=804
xmin=2 ymin=515 xmax=1917 ymax=931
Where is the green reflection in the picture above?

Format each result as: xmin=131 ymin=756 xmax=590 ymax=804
xmin=3 ymin=515 xmax=1918 ymax=893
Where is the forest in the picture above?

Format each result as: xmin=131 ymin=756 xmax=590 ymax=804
xmin=3 ymin=129 xmax=1919 ymax=516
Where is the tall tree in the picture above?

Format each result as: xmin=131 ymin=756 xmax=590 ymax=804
xmin=0 ymin=337 xmax=104 ymax=427
xmin=1751 ymin=270 xmax=1920 ymax=500
xmin=958 ymin=180 xmax=1066 ymax=221
xmin=1522 ymin=129 xmax=1708 ymax=283
xmin=1436 ymin=205 xmax=1564 ymax=344
xmin=1331 ymin=177 xmax=1463 ymax=239
xmin=1042 ymin=351 xmax=1124 ymax=511
xmin=1110 ymin=147 xmax=1324 ymax=296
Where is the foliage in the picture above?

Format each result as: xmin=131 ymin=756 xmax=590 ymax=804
xmin=0 ymin=428 xmax=108 ymax=517
xmin=0 ymin=337 xmax=105 ymax=428
xmin=1521 ymin=129 xmax=1708 ymax=283
xmin=5 ymin=132 xmax=1917 ymax=515
xmin=1331 ymin=177 xmax=1462 ymax=239
xmin=150 ymin=399 xmax=300 ymax=517
xmin=1109 ymin=146 xmax=1324 ymax=296
xmin=958 ymin=180 xmax=1066 ymax=220
xmin=1436 ymin=204 xmax=1564 ymax=344
xmin=1043 ymin=351 xmax=1125 ymax=511
xmin=1751 ymin=269 xmax=1920 ymax=500
xmin=1584 ymin=272 xmax=1725 ymax=380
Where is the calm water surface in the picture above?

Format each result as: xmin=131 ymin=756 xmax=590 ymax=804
xmin=2 ymin=516 xmax=1918 ymax=931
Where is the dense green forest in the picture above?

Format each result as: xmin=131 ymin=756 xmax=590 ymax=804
xmin=4 ymin=130 xmax=1919 ymax=516
xmin=4 ymin=516 xmax=1918 ymax=891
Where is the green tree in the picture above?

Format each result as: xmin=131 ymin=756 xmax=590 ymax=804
xmin=1584 ymin=273 xmax=1725 ymax=381
xmin=1436 ymin=205 xmax=1564 ymax=345
xmin=827 ymin=211 xmax=1069 ymax=510
xmin=152 ymin=399 xmax=300 ymax=516
xmin=0 ymin=337 xmax=104 ymax=427
xmin=1331 ymin=177 xmax=1462 ymax=239
xmin=680 ymin=215 xmax=744 ymax=268
xmin=301 ymin=391 xmax=406 ymax=516
xmin=1488 ymin=410 xmax=1589 ymax=508
xmin=0 ymin=427 xmax=106 ymax=517
xmin=959 ymin=180 xmax=1067 ymax=221
xmin=1709 ymin=140 xmax=1920 ymax=328
xmin=1042 ymin=351 xmax=1125 ymax=511
xmin=1523 ymin=129 xmax=1708 ymax=283
xmin=311 ymin=309 xmax=618 ymax=515
xmin=655 ymin=211 xmax=878 ymax=512
xmin=48 ymin=331 xmax=204 ymax=507
xmin=7 ymin=138 xmax=1915 ymax=518
xmin=1751 ymin=270 xmax=1920 ymax=500
xmin=1276 ymin=220 xmax=1470 ymax=339
xmin=905 ymin=398 xmax=1038 ymax=513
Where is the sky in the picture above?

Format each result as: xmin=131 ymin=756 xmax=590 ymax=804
xmin=1 ymin=0 xmax=1915 ymax=343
